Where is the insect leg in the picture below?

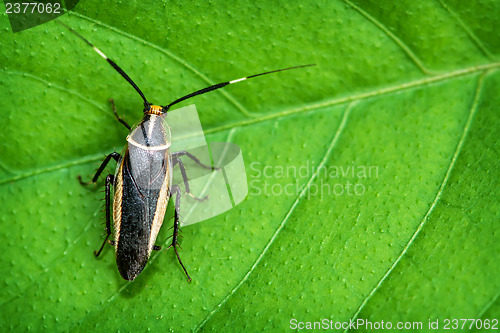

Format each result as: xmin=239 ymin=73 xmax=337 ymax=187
xmin=110 ymin=99 xmax=131 ymax=130
xmin=94 ymin=174 xmax=115 ymax=257
xmin=170 ymin=184 xmax=192 ymax=281
xmin=172 ymin=151 xmax=217 ymax=171
xmin=78 ymin=152 xmax=120 ymax=185
xmin=172 ymin=156 xmax=208 ymax=202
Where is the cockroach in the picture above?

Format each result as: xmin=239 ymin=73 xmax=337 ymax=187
xmin=59 ymin=21 xmax=314 ymax=281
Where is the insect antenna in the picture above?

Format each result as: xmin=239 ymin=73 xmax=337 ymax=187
xmin=58 ymin=21 xmax=315 ymax=114
xmin=163 ymin=64 xmax=315 ymax=111
xmin=56 ymin=20 xmax=151 ymax=109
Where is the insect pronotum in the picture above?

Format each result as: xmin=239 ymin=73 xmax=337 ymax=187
xmin=59 ymin=21 xmax=314 ymax=281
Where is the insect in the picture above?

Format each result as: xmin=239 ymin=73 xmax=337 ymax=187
xmin=60 ymin=21 xmax=314 ymax=281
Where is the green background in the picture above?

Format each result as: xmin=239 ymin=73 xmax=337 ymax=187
xmin=0 ymin=0 xmax=499 ymax=332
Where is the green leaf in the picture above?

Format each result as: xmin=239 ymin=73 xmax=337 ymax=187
xmin=1 ymin=1 xmax=499 ymax=332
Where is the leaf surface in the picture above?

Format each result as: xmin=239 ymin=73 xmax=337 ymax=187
xmin=0 ymin=1 xmax=499 ymax=332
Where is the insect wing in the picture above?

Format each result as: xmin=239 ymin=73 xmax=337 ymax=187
xmin=126 ymin=116 xmax=172 ymax=192
xmin=125 ymin=114 xmax=173 ymax=238
xmin=113 ymin=116 xmax=172 ymax=280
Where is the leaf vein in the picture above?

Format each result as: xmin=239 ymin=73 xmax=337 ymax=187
xmin=343 ymin=0 xmax=432 ymax=74
xmin=0 ymin=152 xmax=107 ymax=186
xmin=194 ymin=101 xmax=355 ymax=332
xmin=473 ymin=289 xmax=500 ymax=327
xmin=0 ymin=212 xmax=97 ymax=308
xmin=0 ymin=69 xmax=112 ymax=117
xmin=343 ymin=70 xmax=487 ymax=332
xmin=437 ymin=0 xmax=497 ymax=60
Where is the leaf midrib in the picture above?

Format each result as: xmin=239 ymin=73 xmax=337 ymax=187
xmin=2 ymin=61 xmax=499 ymax=185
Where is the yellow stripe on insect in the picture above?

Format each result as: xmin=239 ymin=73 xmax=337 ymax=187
xmin=147 ymin=105 xmax=163 ymax=115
